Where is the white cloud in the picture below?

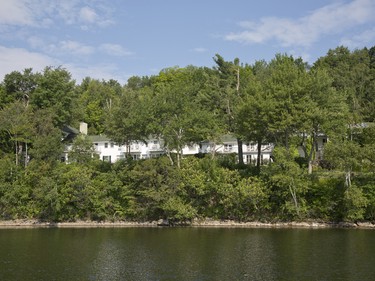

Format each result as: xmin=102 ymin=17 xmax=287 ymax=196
xmin=27 ymin=36 xmax=44 ymax=49
xmin=79 ymin=6 xmax=98 ymax=23
xmin=0 ymin=45 xmax=130 ymax=84
xmin=97 ymin=19 xmax=115 ymax=28
xmin=0 ymin=45 xmax=57 ymax=80
xmin=191 ymin=47 xmax=208 ymax=53
xmin=59 ymin=2 xmax=114 ymax=28
xmin=50 ymin=1 xmax=74 ymax=25
xmin=0 ymin=0 xmax=35 ymax=26
xmin=340 ymin=28 xmax=375 ymax=48
xmin=99 ymin=44 xmax=133 ymax=56
xmin=0 ymin=0 xmax=114 ymax=30
xmin=29 ymin=37 xmax=131 ymax=57
xmin=60 ymin=40 xmax=95 ymax=55
xmin=28 ymin=37 xmax=95 ymax=56
xmin=225 ymin=0 xmax=375 ymax=47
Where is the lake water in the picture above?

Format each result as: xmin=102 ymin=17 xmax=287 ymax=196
xmin=0 ymin=227 xmax=374 ymax=280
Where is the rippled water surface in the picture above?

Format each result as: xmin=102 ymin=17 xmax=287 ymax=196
xmin=1 ymin=227 xmax=375 ymax=280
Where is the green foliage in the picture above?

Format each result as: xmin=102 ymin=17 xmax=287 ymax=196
xmin=343 ymin=184 xmax=368 ymax=222
xmin=263 ymin=147 xmax=309 ymax=219
xmin=0 ymin=45 xmax=375 ymax=224
xmin=2 ymin=68 xmax=38 ymax=106
xmin=68 ymin=135 xmax=97 ymax=164
xmin=105 ymin=87 xmax=151 ymax=151
xmin=77 ymin=78 xmax=121 ymax=134
xmin=324 ymin=139 xmax=363 ymax=187
xmin=362 ymin=181 xmax=375 ymax=221
xmin=31 ymin=66 xmax=76 ymax=126
xmin=126 ymin=157 xmax=183 ymax=220
xmin=29 ymin=109 xmax=64 ymax=163
xmin=306 ymin=175 xmax=343 ymax=221
xmin=150 ymin=67 xmax=220 ymax=167
xmin=0 ymin=101 xmax=35 ymax=167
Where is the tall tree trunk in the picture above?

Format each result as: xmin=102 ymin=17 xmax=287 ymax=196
xmin=210 ymin=143 xmax=217 ymax=160
xmin=285 ymin=131 xmax=289 ymax=150
xmin=167 ymin=151 xmax=174 ymax=166
xmin=307 ymin=135 xmax=316 ymax=174
xmin=25 ymin=142 xmax=28 ymax=167
xmin=257 ymin=139 xmax=262 ymax=173
xmin=15 ymin=139 xmax=19 ymax=166
xmin=345 ymin=170 xmax=352 ymax=188
xmin=237 ymin=138 xmax=244 ymax=165
xmin=126 ymin=142 xmax=131 ymax=157
xmin=290 ymin=179 xmax=300 ymax=217
xmin=177 ymin=146 xmax=181 ymax=169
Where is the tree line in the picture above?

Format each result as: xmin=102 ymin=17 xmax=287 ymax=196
xmin=0 ymin=45 xmax=375 ymax=223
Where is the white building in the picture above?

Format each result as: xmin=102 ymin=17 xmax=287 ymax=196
xmin=89 ymin=135 xmax=165 ymax=162
xmin=63 ymin=122 xmax=273 ymax=164
xmin=87 ymin=134 xmax=273 ymax=164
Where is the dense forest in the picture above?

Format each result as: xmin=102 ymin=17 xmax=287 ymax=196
xmin=1 ymin=46 xmax=375 ymax=224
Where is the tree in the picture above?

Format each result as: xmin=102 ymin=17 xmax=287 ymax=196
xmin=68 ymin=134 xmax=97 ymax=164
xmin=29 ymin=108 xmax=64 ymax=163
xmin=189 ymin=67 xmax=226 ymax=159
xmin=2 ymin=68 xmax=38 ymax=107
xmin=343 ymin=184 xmax=368 ymax=221
xmin=264 ymin=54 xmax=310 ymax=149
xmin=105 ymin=87 xmax=151 ymax=156
xmin=151 ymin=67 xmax=216 ymax=168
xmin=77 ymin=78 xmax=121 ymax=135
xmin=0 ymin=101 xmax=34 ymax=167
xmin=212 ymin=55 xmax=255 ymax=165
xmin=31 ymin=66 xmax=77 ymax=126
xmin=298 ymin=68 xmax=348 ymax=173
xmin=126 ymin=75 xmax=152 ymax=90
xmin=314 ymin=46 xmax=373 ymax=124
xmin=236 ymin=60 xmax=273 ymax=172
xmin=324 ymin=139 xmax=363 ymax=188
xmin=265 ymin=147 xmax=309 ymax=219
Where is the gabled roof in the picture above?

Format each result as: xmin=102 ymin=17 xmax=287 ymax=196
xmin=61 ymin=125 xmax=80 ymax=142
xmin=220 ymin=134 xmax=237 ymax=143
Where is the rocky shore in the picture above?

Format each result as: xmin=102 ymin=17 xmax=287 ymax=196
xmin=0 ymin=219 xmax=375 ymax=229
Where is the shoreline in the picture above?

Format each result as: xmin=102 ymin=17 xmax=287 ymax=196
xmin=0 ymin=219 xmax=375 ymax=229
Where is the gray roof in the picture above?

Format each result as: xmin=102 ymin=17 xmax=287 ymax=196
xmin=88 ymin=135 xmax=112 ymax=142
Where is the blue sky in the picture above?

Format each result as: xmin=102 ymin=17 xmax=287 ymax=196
xmin=1 ymin=0 xmax=374 ymax=84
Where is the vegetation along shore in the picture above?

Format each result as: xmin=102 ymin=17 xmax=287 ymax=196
xmin=1 ymin=46 xmax=375 ymax=225
xmin=1 ymin=219 xmax=375 ymax=229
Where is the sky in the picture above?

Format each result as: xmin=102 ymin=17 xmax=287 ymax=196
xmin=1 ymin=0 xmax=375 ymax=84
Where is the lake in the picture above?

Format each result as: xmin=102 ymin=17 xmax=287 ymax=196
xmin=0 ymin=227 xmax=374 ymax=280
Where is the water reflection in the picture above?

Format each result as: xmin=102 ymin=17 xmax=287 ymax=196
xmin=1 ymin=228 xmax=375 ymax=280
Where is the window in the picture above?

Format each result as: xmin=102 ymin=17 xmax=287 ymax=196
xmin=246 ymin=155 xmax=251 ymax=164
xmin=132 ymin=154 xmax=140 ymax=160
xmin=110 ymin=143 xmax=114 ymax=148
xmin=104 ymin=143 xmax=108 ymax=148
xmin=103 ymin=155 xmax=111 ymax=162
xmin=224 ymin=144 xmax=233 ymax=152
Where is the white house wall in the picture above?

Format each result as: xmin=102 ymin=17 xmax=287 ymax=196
xmin=65 ymin=135 xmax=274 ymax=164
xmin=86 ymin=136 xmax=273 ymax=163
